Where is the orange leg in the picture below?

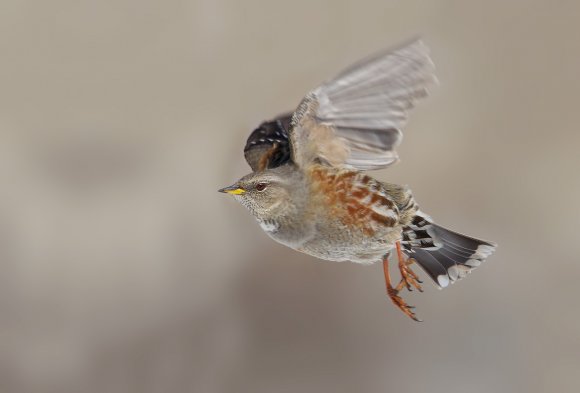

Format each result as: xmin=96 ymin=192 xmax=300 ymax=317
xmin=383 ymin=252 xmax=421 ymax=322
xmin=396 ymin=241 xmax=423 ymax=292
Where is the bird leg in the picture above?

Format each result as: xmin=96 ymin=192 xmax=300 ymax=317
xmin=395 ymin=241 xmax=423 ymax=292
xmin=382 ymin=252 xmax=421 ymax=322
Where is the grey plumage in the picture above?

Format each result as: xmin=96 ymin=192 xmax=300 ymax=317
xmin=291 ymin=39 xmax=437 ymax=170
xmin=402 ymin=213 xmax=496 ymax=288
xmin=221 ymin=39 xmax=497 ymax=320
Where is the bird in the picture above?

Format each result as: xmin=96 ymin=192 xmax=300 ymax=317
xmin=219 ymin=39 xmax=496 ymax=321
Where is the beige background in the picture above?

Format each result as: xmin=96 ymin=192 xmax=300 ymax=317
xmin=0 ymin=1 xmax=579 ymax=392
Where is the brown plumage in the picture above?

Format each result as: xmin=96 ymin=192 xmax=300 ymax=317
xmin=308 ymin=166 xmax=397 ymax=236
xmin=219 ymin=39 xmax=497 ymax=321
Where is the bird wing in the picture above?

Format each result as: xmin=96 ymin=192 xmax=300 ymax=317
xmin=289 ymin=39 xmax=437 ymax=170
xmin=244 ymin=112 xmax=293 ymax=171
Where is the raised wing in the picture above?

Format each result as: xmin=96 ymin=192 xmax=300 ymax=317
xmin=244 ymin=113 xmax=293 ymax=171
xmin=290 ymin=39 xmax=437 ymax=170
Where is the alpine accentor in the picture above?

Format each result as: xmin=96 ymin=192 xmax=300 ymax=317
xmin=219 ymin=40 xmax=496 ymax=321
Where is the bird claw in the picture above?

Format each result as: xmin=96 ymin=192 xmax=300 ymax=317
xmin=387 ymin=286 xmax=422 ymax=322
xmin=399 ymin=257 xmax=423 ymax=293
xmin=383 ymin=246 xmax=424 ymax=322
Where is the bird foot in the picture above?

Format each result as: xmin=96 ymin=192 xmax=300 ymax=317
xmin=387 ymin=285 xmax=422 ymax=322
xmin=383 ymin=249 xmax=423 ymax=322
xmin=398 ymin=257 xmax=423 ymax=293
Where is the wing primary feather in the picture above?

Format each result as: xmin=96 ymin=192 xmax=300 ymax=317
xmin=289 ymin=39 xmax=437 ymax=171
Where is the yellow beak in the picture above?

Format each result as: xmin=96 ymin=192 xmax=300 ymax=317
xmin=218 ymin=185 xmax=245 ymax=195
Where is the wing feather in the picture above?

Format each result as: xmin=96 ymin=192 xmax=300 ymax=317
xmin=290 ymin=39 xmax=437 ymax=170
xmin=244 ymin=113 xmax=293 ymax=171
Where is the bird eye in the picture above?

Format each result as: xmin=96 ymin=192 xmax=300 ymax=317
xmin=255 ymin=182 xmax=268 ymax=191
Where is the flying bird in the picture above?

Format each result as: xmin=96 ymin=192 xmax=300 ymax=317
xmin=219 ymin=40 xmax=496 ymax=321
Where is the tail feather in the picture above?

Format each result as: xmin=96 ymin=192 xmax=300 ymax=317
xmin=402 ymin=212 xmax=497 ymax=288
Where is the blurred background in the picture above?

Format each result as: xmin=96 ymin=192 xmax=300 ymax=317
xmin=0 ymin=1 xmax=579 ymax=392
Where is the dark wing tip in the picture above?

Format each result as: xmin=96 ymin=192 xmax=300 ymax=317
xmin=244 ymin=113 xmax=293 ymax=171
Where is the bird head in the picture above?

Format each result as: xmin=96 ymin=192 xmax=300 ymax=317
xmin=218 ymin=165 xmax=306 ymax=221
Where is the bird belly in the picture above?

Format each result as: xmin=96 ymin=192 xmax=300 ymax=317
xmin=297 ymin=219 xmax=400 ymax=264
xmin=258 ymin=215 xmax=399 ymax=264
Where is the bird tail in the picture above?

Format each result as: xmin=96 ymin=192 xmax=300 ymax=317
xmin=401 ymin=212 xmax=497 ymax=288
